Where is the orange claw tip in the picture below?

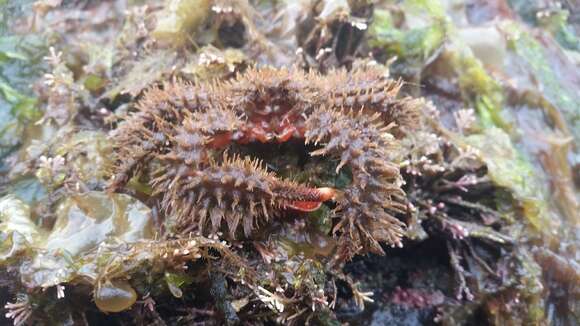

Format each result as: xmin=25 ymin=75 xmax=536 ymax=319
xmin=317 ymin=187 xmax=336 ymax=201
xmin=285 ymin=188 xmax=336 ymax=212
xmin=286 ymin=200 xmax=323 ymax=212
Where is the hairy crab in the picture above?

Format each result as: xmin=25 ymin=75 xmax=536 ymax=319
xmin=110 ymin=67 xmax=422 ymax=259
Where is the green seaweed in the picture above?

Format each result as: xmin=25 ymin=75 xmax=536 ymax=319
xmin=368 ymin=0 xmax=512 ymax=132
xmin=464 ymin=128 xmax=554 ymax=233
xmin=538 ymin=10 xmax=579 ymax=51
xmin=503 ymin=21 xmax=580 ymax=148
xmin=44 ymin=192 xmax=154 ymax=257
xmin=0 ymin=176 xmax=46 ymax=205
xmin=11 ymin=191 xmax=153 ymax=290
xmin=0 ymin=196 xmax=43 ymax=263
xmin=0 ymin=26 xmax=46 ymax=157
xmin=152 ymin=0 xmax=212 ymax=46
xmin=446 ymin=45 xmax=511 ymax=131
xmin=508 ymin=0 xmax=579 ymax=51
xmin=367 ymin=8 xmax=446 ymax=70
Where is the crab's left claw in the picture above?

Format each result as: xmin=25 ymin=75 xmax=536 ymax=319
xmin=285 ymin=187 xmax=337 ymax=212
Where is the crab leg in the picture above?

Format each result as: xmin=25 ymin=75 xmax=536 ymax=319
xmin=304 ymin=107 xmax=408 ymax=259
xmin=313 ymin=68 xmax=423 ymax=136
xmin=153 ymin=108 xmax=335 ymax=238
xmin=109 ymin=80 xmax=213 ymax=191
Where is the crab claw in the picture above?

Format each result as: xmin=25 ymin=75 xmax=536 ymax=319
xmin=317 ymin=187 xmax=337 ymax=201
xmin=284 ymin=187 xmax=337 ymax=212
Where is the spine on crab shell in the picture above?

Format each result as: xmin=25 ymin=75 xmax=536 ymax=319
xmin=225 ymin=66 xmax=309 ymax=94
xmin=216 ymin=66 xmax=313 ymax=113
xmin=305 ymin=107 xmax=408 ymax=259
xmin=314 ymin=68 xmax=423 ymax=135
xmin=154 ymin=153 xmax=332 ymax=238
